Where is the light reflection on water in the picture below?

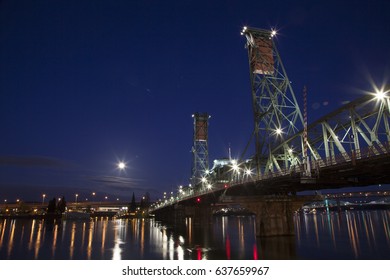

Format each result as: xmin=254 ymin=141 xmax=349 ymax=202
xmin=0 ymin=210 xmax=389 ymax=259
xmin=295 ymin=210 xmax=390 ymax=259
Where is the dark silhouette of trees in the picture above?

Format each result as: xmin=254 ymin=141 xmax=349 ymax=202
xmin=144 ymin=192 xmax=150 ymax=208
xmin=129 ymin=192 xmax=136 ymax=213
xmin=127 ymin=192 xmax=151 ymax=214
xmin=140 ymin=192 xmax=150 ymax=210
xmin=47 ymin=198 xmax=57 ymax=213
xmin=57 ymin=196 xmax=67 ymax=213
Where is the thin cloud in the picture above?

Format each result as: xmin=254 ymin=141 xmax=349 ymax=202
xmin=87 ymin=175 xmax=160 ymax=196
xmin=108 ymin=185 xmax=159 ymax=194
xmin=88 ymin=175 xmax=143 ymax=186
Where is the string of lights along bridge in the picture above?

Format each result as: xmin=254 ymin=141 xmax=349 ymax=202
xmin=151 ymin=26 xmax=390 ymax=211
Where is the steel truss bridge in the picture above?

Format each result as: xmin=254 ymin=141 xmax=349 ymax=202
xmin=151 ymin=27 xmax=390 ymax=212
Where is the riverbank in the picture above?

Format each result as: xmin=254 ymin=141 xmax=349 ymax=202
xmin=0 ymin=211 xmax=118 ymax=219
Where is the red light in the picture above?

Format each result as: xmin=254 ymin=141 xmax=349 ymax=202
xmin=226 ymin=235 xmax=231 ymax=260
xmin=196 ymin=197 xmax=201 ymax=203
xmin=197 ymin=247 xmax=202 ymax=260
xmin=224 ymin=184 xmax=228 ymax=188
xmin=253 ymin=244 xmax=258 ymax=260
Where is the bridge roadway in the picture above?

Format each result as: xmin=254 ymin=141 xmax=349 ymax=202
xmin=153 ymin=143 xmax=390 ymax=206
xmin=151 ymin=143 xmax=390 ymax=237
xmin=230 ymin=145 xmax=390 ymax=194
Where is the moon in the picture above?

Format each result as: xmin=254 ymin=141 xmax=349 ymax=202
xmin=118 ymin=162 xmax=126 ymax=170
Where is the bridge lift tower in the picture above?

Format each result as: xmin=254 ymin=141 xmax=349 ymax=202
xmin=191 ymin=113 xmax=210 ymax=188
xmin=241 ymin=26 xmax=307 ymax=178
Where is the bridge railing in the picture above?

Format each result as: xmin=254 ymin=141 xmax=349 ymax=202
xmin=229 ymin=141 xmax=390 ymax=187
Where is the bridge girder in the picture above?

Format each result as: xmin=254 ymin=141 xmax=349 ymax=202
xmin=265 ymin=95 xmax=390 ymax=177
xmin=242 ymin=27 xmax=390 ymax=181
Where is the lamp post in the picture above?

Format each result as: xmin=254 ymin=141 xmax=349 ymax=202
xmin=42 ymin=194 xmax=46 ymax=206
xmin=231 ymin=159 xmax=241 ymax=183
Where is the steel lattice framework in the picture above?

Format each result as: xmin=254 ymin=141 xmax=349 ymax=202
xmin=279 ymin=94 xmax=390 ymax=175
xmin=241 ymin=26 xmax=390 ymax=184
xmin=191 ymin=113 xmax=210 ymax=187
xmin=241 ymin=26 xmax=304 ymax=177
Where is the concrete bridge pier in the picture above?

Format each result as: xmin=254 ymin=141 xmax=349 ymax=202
xmin=153 ymin=204 xmax=183 ymax=224
xmin=186 ymin=204 xmax=213 ymax=225
xmin=244 ymin=198 xmax=294 ymax=237
xmin=224 ymin=195 xmax=307 ymax=237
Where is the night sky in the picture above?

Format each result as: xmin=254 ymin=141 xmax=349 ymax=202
xmin=1 ymin=0 xmax=390 ymax=202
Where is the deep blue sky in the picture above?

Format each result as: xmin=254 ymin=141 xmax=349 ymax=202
xmin=1 ymin=0 xmax=389 ymax=202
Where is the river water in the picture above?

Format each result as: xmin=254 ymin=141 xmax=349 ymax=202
xmin=0 ymin=210 xmax=389 ymax=260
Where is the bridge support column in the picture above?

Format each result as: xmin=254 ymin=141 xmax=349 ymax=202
xmin=241 ymin=197 xmax=294 ymax=237
xmin=154 ymin=204 xmax=185 ymax=225
xmin=187 ymin=204 xmax=213 ymax=225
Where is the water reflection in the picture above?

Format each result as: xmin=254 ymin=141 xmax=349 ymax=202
xmin=212 ymin=216 xmax=258 ymax=259
xmin=0 ymin=216 xmax=256 ymax=259
xmin=295 ymin=210 xmax=390 ymax=259
xmin=0 ymin=210 xmax=389 ymax=259
xmin=112 ymin=219 xmax=124 ymax=260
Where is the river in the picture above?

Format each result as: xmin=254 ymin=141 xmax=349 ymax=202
xmin=0 ymin=210 xmax=389 ymax=260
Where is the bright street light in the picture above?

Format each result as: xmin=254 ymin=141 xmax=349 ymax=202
xmin=375 ymin=90 xmax=386 ymax=100
xmin=245 ymin=169 xmax=252 ymax=176
xmin=232 ymin=160 xmax=239 ymax=172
